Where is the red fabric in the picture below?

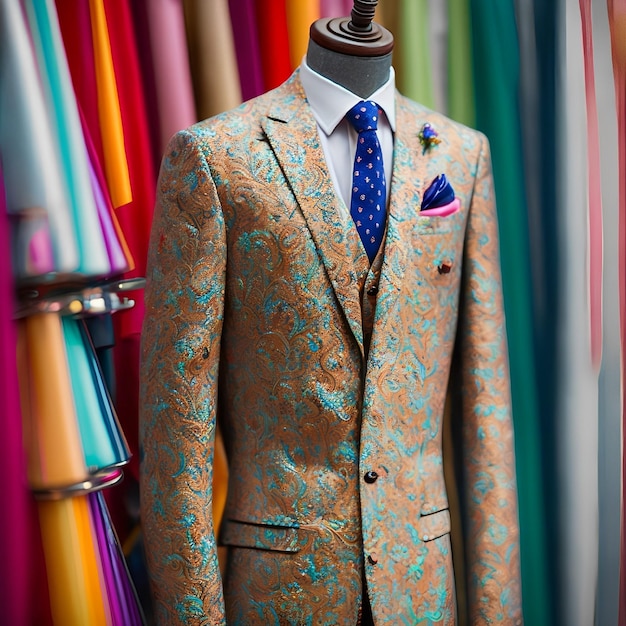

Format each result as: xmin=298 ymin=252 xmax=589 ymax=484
xmin=103 ymin=1 xmax=155 ymax=494
xmin=56 ymin=0 xmax=104 ymax=166
xmin=254 ymin=0 xmax=293 ymax=91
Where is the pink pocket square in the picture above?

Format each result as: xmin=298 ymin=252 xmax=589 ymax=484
xmin=420 ymin=197 xmax=460 ymax=218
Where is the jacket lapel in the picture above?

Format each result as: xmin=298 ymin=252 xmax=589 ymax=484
xmin=261 ymin=75 xmax=368 ymax=358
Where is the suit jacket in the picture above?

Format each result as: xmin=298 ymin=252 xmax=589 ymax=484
xmin=139 ymin=70 xmax=523 ymax=625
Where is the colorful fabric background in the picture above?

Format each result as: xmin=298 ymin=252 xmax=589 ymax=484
xmin=0 ymin=1 xmax=623 ymax=623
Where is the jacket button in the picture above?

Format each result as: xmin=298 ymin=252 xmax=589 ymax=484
xmin=366 ymin=286 xmax=378 ymax=296
xmin=437 ymin=263 xmax=451 ymax=274
xmin=364 ymin=471 xmax=379 ymax=484
xmin=367 ymin=554 xmax=378 ymax=565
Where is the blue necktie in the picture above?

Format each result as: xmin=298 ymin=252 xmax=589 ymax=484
xmin=346 ymin=100 xmax=387 ymax=262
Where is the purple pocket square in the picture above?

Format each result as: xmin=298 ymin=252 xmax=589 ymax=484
xmin=421 ymin=174 xmax=455 ymax=211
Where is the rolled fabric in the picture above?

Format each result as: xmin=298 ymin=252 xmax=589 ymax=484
xmin=62 ymin=317 xmax=130 ymax=474
xmin=0 ymin=0 xmax=78 ymax=276
xmin=24 ymin=0 xmax=110 ymax=277
xmin=183 ymin=0 xmax=242 ymax=119
xmin=254 ymin=0 xmax=292 ymax=91
xmin=227 ymin=0 xmax=265 ymax=101
xmin=20 ymin=313 xmax=88 ymax=491
xmin=285 ymin=0 xmax=320 ymax=70
xmin=37 ymin=497 xmax=104 ymax=625
xmin=88 ymin=0 xmax=132 ymax=209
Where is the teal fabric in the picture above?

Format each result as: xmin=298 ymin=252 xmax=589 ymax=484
xmin=469 ymin=2 xmax=552 ymax=624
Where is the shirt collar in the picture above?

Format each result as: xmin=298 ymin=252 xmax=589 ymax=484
xmin=300 ymin=57 xmax=396 ymax=135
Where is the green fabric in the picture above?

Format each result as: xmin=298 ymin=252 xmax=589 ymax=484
xmin=398 ymin=0 xmax=434 ymax=109
xmin=469 ymin=2 xmax=552 ymax=624
xmin=447 ymin=0 xmax=475 ymax=126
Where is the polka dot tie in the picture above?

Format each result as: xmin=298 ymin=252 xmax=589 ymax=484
xmin=346 ymin=100 xmax=387 ymax=263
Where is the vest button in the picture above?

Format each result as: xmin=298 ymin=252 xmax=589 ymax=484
xmin=367 ymin=286 xmax=378 ymax=296
xmin=364 ymin=471 xmax=379 ymax=484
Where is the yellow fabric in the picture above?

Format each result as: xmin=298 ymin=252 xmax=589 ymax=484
xmin=183 ymin=0 xmax=242 ymax=119
xmin=89 ymin=0 xmax=132 ymax=208
xmin=285 ymin=0 xmax=320 ymax=70
xmin=38 ymin=498 xmax=101 ymax=624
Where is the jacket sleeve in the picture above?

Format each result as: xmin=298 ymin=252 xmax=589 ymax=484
xmin=139 ymin=129 xmax=227 ymax=625
xmin=456 ymin=133 xmax=523 ymax=624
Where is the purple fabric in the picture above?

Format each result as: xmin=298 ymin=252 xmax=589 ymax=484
xmin=228 ymin=0 xmax=265 ymax=100
xmin=89 ymin=492 xmax=126 ymax=625
xmin=91 ymin=491 xmax=144 ymax=625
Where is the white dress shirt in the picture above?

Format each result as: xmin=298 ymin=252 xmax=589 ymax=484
xmin=299 ymin=58 xmax=396 ymax=214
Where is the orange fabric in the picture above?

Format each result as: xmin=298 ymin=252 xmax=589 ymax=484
xmin=19 ymin=314 xmax=87 ymax=491
xmin=89 ymin=0 xmax=132 ymax=208
xmin=285 ymin=0 xmax=320 ymax=70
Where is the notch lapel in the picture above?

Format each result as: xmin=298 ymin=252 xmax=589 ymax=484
xmin=261 ymin=76 xmax=368 ymax=359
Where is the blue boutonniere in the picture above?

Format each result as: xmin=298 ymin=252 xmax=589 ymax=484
xmin=418 ymin=123 xmax=440 ymax=154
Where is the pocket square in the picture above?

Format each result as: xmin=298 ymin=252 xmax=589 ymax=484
xmin=421 ymin=174 xmax=455 ymax=211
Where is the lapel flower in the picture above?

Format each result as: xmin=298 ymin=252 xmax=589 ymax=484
xmin=418 ymin=123 xmax=441 ymax=154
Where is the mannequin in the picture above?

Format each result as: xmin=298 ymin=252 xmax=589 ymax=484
xmin=139 ymin=1 xmax=523 ymax=624
xmin=306 ymin=0 xmax=393 ymax=98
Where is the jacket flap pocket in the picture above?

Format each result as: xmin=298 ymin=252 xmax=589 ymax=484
xmin=219 ymin=519 xmax=301 ymax=553
xmin=418 ymin=508 xmax=451 ymax=542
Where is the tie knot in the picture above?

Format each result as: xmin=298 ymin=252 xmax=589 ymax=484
xmin=347 ymin=100 xmax=380 ymax=132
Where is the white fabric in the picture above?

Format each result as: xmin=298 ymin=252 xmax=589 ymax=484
xmin=557 ymin=2 xmax=599 ymax=625
xmin=299 ymin=58 xmax=396 ymax=211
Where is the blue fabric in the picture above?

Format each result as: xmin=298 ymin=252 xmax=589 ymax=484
xmin=346 ymin=100 xmax=387 ymax=262
xmin=421 ymin=174 xmax=455 ymax=210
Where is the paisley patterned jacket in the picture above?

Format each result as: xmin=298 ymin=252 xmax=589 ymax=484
xmin=139 ymin=70 xmax=523 ymax=625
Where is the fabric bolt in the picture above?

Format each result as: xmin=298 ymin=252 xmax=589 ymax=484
xmin=469 ymin=1 xmax=549 ymax=624
xmin=37 ymin=497 xmax=104 ymax=625
xmin=320 ymin=0 xmax=353 ymax=16
xmin=89 ymin=0 xmax=132 ymax=209
xmin=397 ymin=0 xmax=435 ymax=109
xmin=0 ymin=169 xmax=45 ymax=626
xmin=56 ymin=0 xmax=103 ymax=164
xmin=25 ymin=0 xmax=110 ymax=278
xmin=146 ymin=0 xmax=197 ymax=154
xmin=254 ymin=0 xmax=292 ymax=91
xmin=227 ymin=0 xmax=265 ymax=101
xmin=285 ymin=0 xmax=320 ymax=70
xmin=82 ymin=109 xmax=132 ymax=274
xmin=346 ymin=101 xmax=387 ymax=262
xmin=447 ymin=0 xmax=475 ymax=126
xmin=579 ymin=0 xmax=604 ymax=371
xmin=0 ymin=0 xmax=78 ymax=276
xmin=606 ymin=1 xmax=626 ymax=623
xmin=528 ymin=0 xmax=560 ymax=619
xmin=183 ymin=0 xmax=242 ymax=120
xmin=428 ymin=0 xmax=448 ymax=113
xmin=556 ymin=3 xmax=599 ymax=624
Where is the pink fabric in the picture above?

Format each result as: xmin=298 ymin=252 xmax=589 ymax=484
xmin=146 ymin=0 xmax=196 ymax=153
xmin=579 ymin=0 xmax=603 ymax=371
xmin=320 ymin=0 xmax=353 ymax=17
xmin=420 ymin=198 xmax=460 ymax=218
xmin=0 ymin=170 xmax=51 ymax=625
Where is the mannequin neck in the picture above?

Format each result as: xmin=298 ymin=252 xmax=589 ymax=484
xmin=305 ymin=39 xmax=392 ymax=99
